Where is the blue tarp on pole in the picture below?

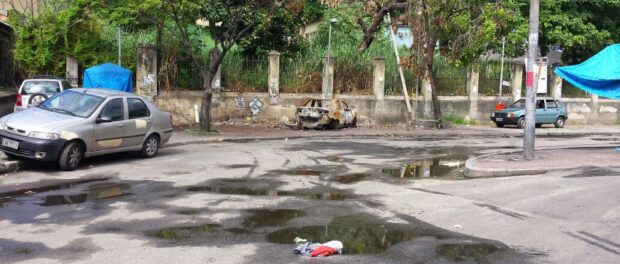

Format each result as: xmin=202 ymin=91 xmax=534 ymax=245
xmin=83 ymin=63 xmax=133 ymax=93
xmin=555 ymin=44 xmax=620 ymax=99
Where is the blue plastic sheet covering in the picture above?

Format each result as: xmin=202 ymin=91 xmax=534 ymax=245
xmin=555 ymin=44 xmax=620 ymax=99
xmin=83 ymin=63 xmax=133 ymax=93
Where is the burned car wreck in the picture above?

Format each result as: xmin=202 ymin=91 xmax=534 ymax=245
xmin=296 ymin=98 xmax=358 ymax=129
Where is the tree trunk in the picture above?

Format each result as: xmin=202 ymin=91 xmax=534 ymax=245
xmin=426 ymin=37 xmax=442 ymax=121
xmin=200 ymin=73 xmax=212 ymax=131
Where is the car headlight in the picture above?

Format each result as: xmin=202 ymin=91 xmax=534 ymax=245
xmin=0 ymin=121 xmax=5 ymax=131
xmin=28 ymin=131 xmax=59 ymax=140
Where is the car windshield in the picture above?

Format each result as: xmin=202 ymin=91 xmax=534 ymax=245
xmin=510 ymin=99 xmax=525 ymax=108
xmin=21 ymin=80 xmax=61 ymax=95
xmin=38 ymin=90 xmax=104 ymax=118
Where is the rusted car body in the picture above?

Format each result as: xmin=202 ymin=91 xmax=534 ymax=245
xmin=296 ymin=98 xmax=357 ymax=129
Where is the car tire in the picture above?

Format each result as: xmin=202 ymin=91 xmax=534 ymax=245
xmin=495 ymin=123 xmax=504 ymax=128
xmin=58 ymin=141 xmax=83 ymax=171
xmin=554 ymin=117 xmax=566 ymax=128
xmin=517 ymin=117 xmax=525 ymax=129
xmin=140 ymin=134 xmax=160 ymax=158
xmin=351 ymin=117 xmax=358 ymax=128
xmin=535 ymin=124 xmax=542 ymax=128
xmin=28 ymin=93 xmax=48 ymax=106
xmin=328 ymin=120 xmax=339 ymax=130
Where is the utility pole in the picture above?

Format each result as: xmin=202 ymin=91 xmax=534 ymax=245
xmin=523 ymin=0 xmax=539 ymax=159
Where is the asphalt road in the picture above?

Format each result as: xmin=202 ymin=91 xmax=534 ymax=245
xmin=0 ymin=135 xmax=619 ymax=263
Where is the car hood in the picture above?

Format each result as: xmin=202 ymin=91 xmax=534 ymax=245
xmin=2 ymin=107 xmax=84 ymax=134
xmin=496 ymin=107 xmax=524 ymax=113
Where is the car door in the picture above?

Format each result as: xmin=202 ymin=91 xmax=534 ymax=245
xmin=535 ymin=99 xmax=546 ymax=123
xmin=125 ymin=97 xmax=153 ymax=147
xmin=545 ymin=99 xmax=560 ymax=122
xmin=92 ymin=98 xmax=130 ymax=152
xmin=340 ymin=101 xmax=354 ymax=126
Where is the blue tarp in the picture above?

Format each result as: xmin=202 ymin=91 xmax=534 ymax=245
xmin=83 ymin=63 xmax=133 ymax=93
xmin=555 ymin=44 xmax=620 ymax=99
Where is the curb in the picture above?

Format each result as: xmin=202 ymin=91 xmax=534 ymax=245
xmin=464 ymin=145 xmax=618 ymax=178
xmin=0 ymin=160 xmax=20 ymax=174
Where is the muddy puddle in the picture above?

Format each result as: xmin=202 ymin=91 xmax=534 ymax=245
xmin=187 ymin=186 xmax=355 ymax=200
xmin=0 ymin=179 xmax=131 ymax=207
xmin=146 ymin=224 xmax=220 ymax=240
xmin=381 ymin=150 xmax=473 ymax=179
xmin=266 ymin=213 xmax=506 ymax=260
xmin=242 ymin=209 xmax=305 ymax=229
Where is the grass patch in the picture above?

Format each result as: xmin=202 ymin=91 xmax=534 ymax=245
xmin=184 ymin=125 xmax=221 ymax=136
xmin=441 ymin=115 xmax=478 ymax=126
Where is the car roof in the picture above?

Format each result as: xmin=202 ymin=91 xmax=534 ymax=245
xmin=69 ymin=88 xmax=135 ymax=98
xmin=28 ymin=75 xmax=65 ymax=80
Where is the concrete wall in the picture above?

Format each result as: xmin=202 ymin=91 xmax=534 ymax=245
xmin=156 ymin=91 xmax=620 ymax=126
xmin=0 ymin=92 xmax=15 ymax=117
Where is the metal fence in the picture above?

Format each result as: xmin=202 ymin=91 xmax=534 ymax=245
xmin=222 ymin=55 xmax=268 ymax=92
xmin=280 ymin=55 xmax=322 ymax=93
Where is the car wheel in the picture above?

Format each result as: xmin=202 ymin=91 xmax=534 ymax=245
xmin=140 ymin=134 xmax=160 ymax=158
xmin=535 ymin=124 xmax=542 ymax=128
xmin=554 ymin=117 xmax=566 ymax=128
xmin=517 ymin=117 xmax=525 ymax=129
xmin=58 ymin=141 xmax=83 ymax=171
xmin=328 ymin=120 xmax=339 ymax=129
xmin=351 ymin=117 xmax=358 ymax=128
xmin=28 ymin=93 xmax=48 ymax=106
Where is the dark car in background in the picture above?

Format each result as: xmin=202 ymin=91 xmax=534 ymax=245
xmin=491 ymin=98 xmax=568 ymax=128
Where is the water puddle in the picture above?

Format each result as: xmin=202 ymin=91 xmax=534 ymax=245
xmin=271 ymin=168 xmax=324 ymax=176
xmin=0 ymin=179 xmax=130 ymax=207
xmin=334 ymin=173 xmax=369 ymax=184
xmin=266 ymin=214 xmax=505 ymax=260
xmin=187 ymin=186 xmax=355 ymax=200
xmin=242 ymin=209 xmax=305 ymax=229
xmin=435 ymin=243 xmax=499 ymax=261
xmin=175 ymin=209 xmax=203 ymax=215
xmin=382 ymin=156 xmax=467 ymax=179
xmin=222 ymin=164 xmax=256 ymax=169
xmin=145 ymin=224 xmax=220 ymax=240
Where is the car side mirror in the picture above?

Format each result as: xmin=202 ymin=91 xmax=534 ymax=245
xmin=96 ymin=116 xmax=113 ymax=123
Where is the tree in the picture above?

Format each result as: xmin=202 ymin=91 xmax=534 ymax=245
xmin=137 ymin=0 xmax=286 ymax=131
xmin=531 ymin=0 xmax=620 ymax=64
xmin=359 ymin=0 xmax=523 ymax=121
xmin=6 ymin=0 xmax=105 ymax=76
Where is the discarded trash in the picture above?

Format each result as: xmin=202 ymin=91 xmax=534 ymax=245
xmin=293 ymin=237 xmax=343 ymax=257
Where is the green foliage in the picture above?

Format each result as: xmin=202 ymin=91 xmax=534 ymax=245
xmin=441 ymin=115 xmax=477 ymax=126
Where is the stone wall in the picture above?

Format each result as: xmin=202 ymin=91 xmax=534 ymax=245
xmin=155 ymin=91 xmax=620 ymax=126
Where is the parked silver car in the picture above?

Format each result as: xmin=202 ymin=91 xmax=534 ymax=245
xmin=0 ymin=88 xmax=173 ymax=170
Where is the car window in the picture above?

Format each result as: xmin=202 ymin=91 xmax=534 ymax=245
xmin=39 ymin=90 xmax=104 ymax=118
xmin=21 ymin=81 xmax=61 ymax=95
xmin=99 ymin=98 xmax=124 ymax=122
xmin=536 ymin=100 xmax=545 ymax=109
xmin=546 ymin=100 xmax=557 ymax=108
xmin=128 ymin=98 xmax=150 ymax=119
xmin=510 ymin=99 xmax=525 ymax=108
xmin=62 ymin=80 xmax=72 ymax=89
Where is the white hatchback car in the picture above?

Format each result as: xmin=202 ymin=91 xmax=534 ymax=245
xmin=14 ymin=76 xmax=72 ymax=112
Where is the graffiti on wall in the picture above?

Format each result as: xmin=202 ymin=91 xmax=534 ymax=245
xmin=249 ymin=98 xmax=263 ymax=115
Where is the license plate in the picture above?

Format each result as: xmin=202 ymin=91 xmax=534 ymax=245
xmin=496 ymin=118 xmax=503 ymax=122
xmin=1 ymin=138 xmax=18 ymax=150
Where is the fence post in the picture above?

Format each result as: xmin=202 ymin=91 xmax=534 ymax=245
xmin=66 ymin=57 xmax=79 ymax=88
xmin=421 ymin=73 xmax=433 ymax=119
xmin=372 ymin=57 xmax=386 ymax=100
xmin=136 ymin=45 xmax=158 ymax=101
xmin=322 ymin=55 xmax=334 ymax=103
xmin=268 ymin=51 xmax=280 ymax=105
xmin=511 ymin=63 xmax=524 ymax=101
xmin=551 ymin=70 xmax=563 ymax=99
xmin=467 ymin=63 xmax=480 ymax=120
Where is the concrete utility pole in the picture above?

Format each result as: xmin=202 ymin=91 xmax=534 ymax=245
xmin=523 ymin=0 xmax=539 ymax=159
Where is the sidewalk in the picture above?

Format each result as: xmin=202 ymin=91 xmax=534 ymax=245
xmin=167 ymin=124 xmax=620 ymax=146
xmin=465 ymin=147 xmax=620 ymax=177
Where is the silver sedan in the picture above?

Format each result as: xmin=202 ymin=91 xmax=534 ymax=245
xmin=0 ymin=88 xmax=173 ymax=170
